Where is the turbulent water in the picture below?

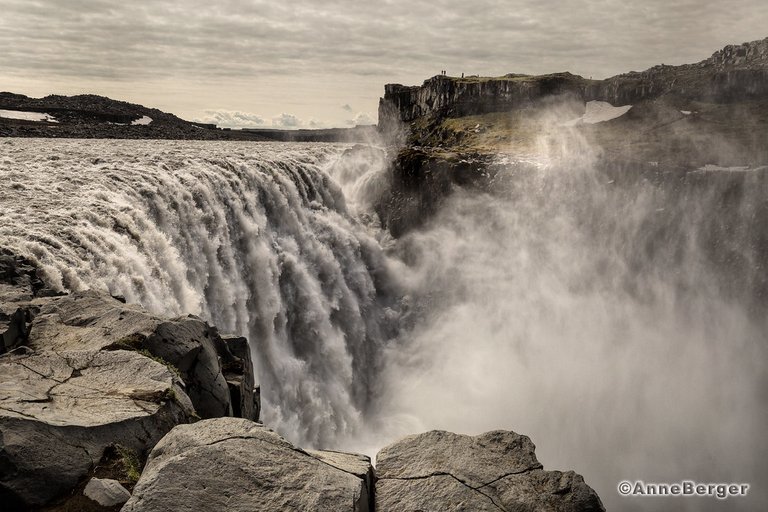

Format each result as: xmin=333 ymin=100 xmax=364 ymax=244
xmin=0 ymin=139 xmax=402 ymax=447
xmin=2 ymin=135 xmax=766 ymax=511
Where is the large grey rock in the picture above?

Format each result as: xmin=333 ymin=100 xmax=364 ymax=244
xmin=0 ymin=348 xmax=194 ymax=508
xmin=375 ymin=430 xmax=604 ymax=512
xmin=122 ymin=417 xmax=372 ymax=512
xmin=83 ymin=477 xmax=132 ymax=506
xmin=28 ymin=290 xmax=247 ymax=419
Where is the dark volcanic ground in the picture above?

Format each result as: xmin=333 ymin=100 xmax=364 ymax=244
xmin=0 ymin=92 xmax=377 ymax=142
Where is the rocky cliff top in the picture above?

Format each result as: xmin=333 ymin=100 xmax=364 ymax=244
xmin=374 ymin=37 xmax=768 ymax=237
xmin=699 ymin=37 xmax=768 ymax=69
xmin=379 ymin=36 xmax=768 ymax=132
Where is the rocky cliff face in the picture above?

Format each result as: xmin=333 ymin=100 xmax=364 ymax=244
xmin=591 ymin=37 xmax=768 ymax=105
xmin=379 ymin=72 xmax=590 ymax=135
xmin=375 ymin=149 xmax=504 ymax=236
xmin=379 ymin=36 xmax=768 ymax=133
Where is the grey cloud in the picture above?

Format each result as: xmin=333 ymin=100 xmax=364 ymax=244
xmin=195 ymin=110 xmax=266 ymax=128
xmin=4 ymin=0 xmax=767 ymax=81
xmin=272 ymin=113 xmax=301 ymax=128
xmin=345 ymin=112 xmax=375 ymax=126
xmin=1 ymin=0 xmax=766 ymax=125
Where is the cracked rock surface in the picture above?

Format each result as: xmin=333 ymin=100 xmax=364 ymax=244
xmin=123 ymin=417 xmax=372 ymax=512
xmin=0 ymin=349 xmax=194 ymax=509
xmin=375 ymin=430 xmax=604 ymax=512
xmin=28 ymin=290 xmax=241 ymax=419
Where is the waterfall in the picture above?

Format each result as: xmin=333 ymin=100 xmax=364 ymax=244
xmin=0 ymin=138 xmax=400 ymax=448
xmin=2 ymin=133 xmax=766 ymax=510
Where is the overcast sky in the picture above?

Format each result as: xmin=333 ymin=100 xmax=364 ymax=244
xmin=1 ymin=0 xmax=766 ymax=128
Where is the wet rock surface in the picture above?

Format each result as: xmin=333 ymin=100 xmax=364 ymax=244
xmin=122 ymin=418 xmax=373 ymax=512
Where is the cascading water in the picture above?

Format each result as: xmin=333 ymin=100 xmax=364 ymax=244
xmin=0 ymin=138 xmax=402 ymax=448
xmin=2 ymin=130 xmax=766 ymax=511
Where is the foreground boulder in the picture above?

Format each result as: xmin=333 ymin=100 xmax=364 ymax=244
xmin=1 ymin=249 xmax=258 ymax=422
xmin=375 ymin=430 xmax=604 ymax=512
xmin=0 ymin=348 xmax=194 ymax=509
xmin=83 ymin=477 xmax=132 ymax=507
xmin=28 ymin=290 xmax=256 ymax=420
xmin=122 ymin=417 xmax=373 ymax=512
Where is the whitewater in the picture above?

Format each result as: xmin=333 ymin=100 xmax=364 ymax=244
xmin=1 ymin=139 xmax=404 ymax=448
xmin=1 ymin=137 xmax=766 ymax=511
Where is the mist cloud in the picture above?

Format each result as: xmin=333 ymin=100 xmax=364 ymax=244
xmin=349 ymin=121 xmax=768 ymax=509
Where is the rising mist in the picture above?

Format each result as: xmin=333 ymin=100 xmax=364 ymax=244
xmin=335 ymin=106 xmax=768 ymax=511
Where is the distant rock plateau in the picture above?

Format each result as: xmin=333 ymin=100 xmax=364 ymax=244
xmin=375 ymin=37 xmax=768 ymax=236
xmin=0 ymin=92 xmax=376 ymax=141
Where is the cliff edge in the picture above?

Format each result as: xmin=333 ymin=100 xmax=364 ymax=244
xmin=375 ymin=37 xmax=768 ymax=236
xmin=379 ymin=36 xmax=768 ymax=135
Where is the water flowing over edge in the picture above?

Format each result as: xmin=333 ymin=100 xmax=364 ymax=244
xmin=1 ymin=139 xmax=402 ymax=448
xmin=2 ymin=135 xmax=767 ymax=510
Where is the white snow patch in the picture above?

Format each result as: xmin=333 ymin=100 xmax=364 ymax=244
xmin=563 ymin=101 xmax=632 ymax=126
xmin=681 ymin=110 xmax=692 ymax=115
xmin=0 ymin=109 xmax=58 ymax=123
xmin=131 ymin=116 xmax=152 ymax=125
